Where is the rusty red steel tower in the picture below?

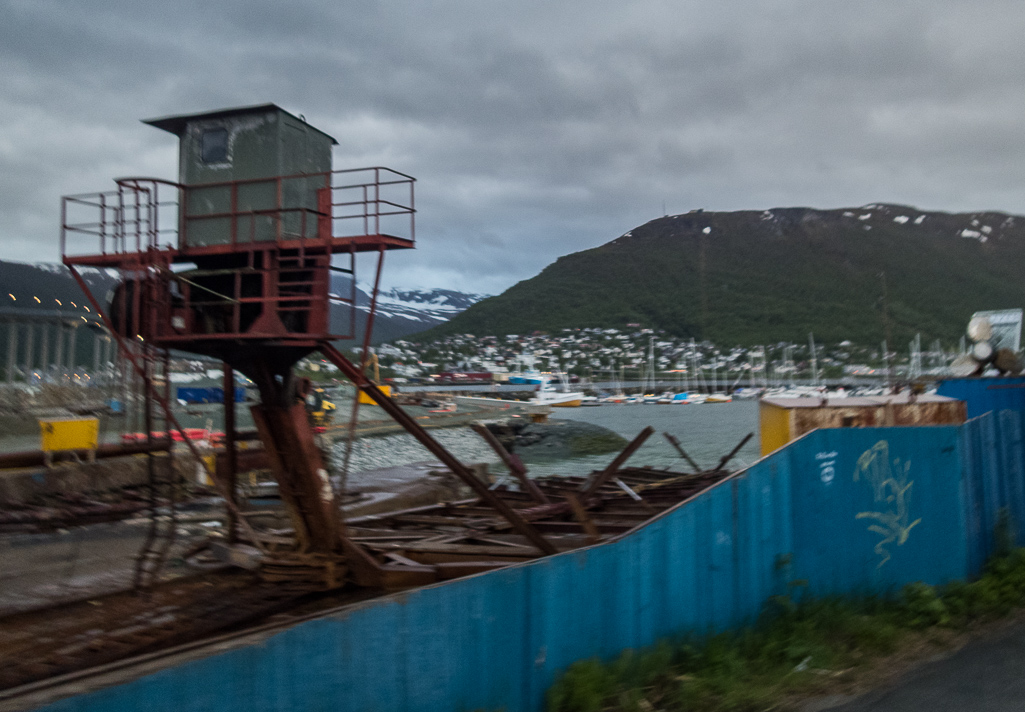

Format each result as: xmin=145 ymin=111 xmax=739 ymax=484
xmin=61 ymin=104 xmax=554 ymax=588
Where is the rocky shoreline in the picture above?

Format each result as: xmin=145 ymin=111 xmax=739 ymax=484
xmin=484 ymin=418 xmax=628 ymax=461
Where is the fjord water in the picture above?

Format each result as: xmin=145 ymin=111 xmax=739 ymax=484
xmin=335 ymin=400 xmax=760 ymax=478
xmin=538 ymin=399 xmax=761 ymax=476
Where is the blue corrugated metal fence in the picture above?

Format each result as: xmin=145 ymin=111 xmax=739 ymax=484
xmin=33 ymin=416 xmax=1025 ymax=712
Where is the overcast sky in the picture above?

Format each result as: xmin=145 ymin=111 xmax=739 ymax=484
xmin=3 ymin=0 xmax=1025 ymax=294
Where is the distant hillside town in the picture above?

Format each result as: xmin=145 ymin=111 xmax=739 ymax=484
xmin=358 ymin=327 xmax=951 ymax=386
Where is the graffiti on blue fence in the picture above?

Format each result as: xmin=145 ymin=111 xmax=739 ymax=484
xmin=853 ymin=440 xmax=922 ymax=567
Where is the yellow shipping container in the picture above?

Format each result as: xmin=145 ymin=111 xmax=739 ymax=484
xmin=39 ymin=417 xmax=100 ymax=453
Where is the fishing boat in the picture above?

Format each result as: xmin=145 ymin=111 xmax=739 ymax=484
xmin=529 ymin=375 xmax=584 ymax=408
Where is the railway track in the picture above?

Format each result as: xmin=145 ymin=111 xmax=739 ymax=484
xmin=0 ymin=577 xmax=329 ymax=692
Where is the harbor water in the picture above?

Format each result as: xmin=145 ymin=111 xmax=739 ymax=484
xmin=334 ymin=400 xmax=761 ymax=478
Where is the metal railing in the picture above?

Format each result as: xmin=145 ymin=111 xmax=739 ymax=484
xmin=62 ymin=167 xmax=414 ymax=262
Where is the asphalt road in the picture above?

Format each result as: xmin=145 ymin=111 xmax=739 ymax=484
xmin=822 ymin=621 xmax=1025 ymax=711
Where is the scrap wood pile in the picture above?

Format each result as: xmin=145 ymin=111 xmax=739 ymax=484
xmin=313 ymin=427 xmax=754 ymax=579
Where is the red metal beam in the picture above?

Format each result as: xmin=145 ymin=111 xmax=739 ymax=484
xmin=469 ymin=423 xmax=549 ymax=504
xmin=580 ymin=426 xmax=654 ymax=498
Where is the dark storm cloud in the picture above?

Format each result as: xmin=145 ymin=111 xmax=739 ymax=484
xmin=2 ymin=0 xmax=1024 ymax=293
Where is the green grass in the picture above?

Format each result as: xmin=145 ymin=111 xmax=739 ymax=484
xmin=548 ymin=546 xmax=1025 ymax=712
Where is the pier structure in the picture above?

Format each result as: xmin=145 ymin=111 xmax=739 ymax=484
xmin=1 ymin=308 xmax=113 ymax=385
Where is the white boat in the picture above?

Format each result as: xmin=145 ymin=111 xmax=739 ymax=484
xmin=732 ymin=387 xmax=763 ymax=400
xmin=529 ymin=375 xmax=584 ymax=408
xmin=705 ymin=393 xmax=733 ymax=403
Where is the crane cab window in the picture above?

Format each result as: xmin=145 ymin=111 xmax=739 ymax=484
xmin=201 ymin=128 xmax=229 ymax=163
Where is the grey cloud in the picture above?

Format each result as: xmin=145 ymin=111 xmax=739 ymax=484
xmin=1 ymin=0 xmax=1024 ymax=295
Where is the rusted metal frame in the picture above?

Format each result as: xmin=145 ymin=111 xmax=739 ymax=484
xmin=0 ymin=440 xmax=173 ymax=469
xmin=662 ymin=432 xmax=703 ymax=473
xmin=333 ymin=165 xmax=417 ymax=184
xmin=59 ymin=196 xmax=69 ymax=258
xmin=64 ymin=264 xmax=263 ymax=550
xmin=157 ymin=347 xmax=179 ymax=568
xmin=133 ymin=341 xmax=177 ymax=590
xmin=408 ymin=173 xmax=416 ymax=242
xmin=347 ymin=245 xmax=357 ymax=338
xmin=713 ymin=432 xmax=753 ymax=472
xmin=139 ymin=341 xmax=157 ymax=580
xmin=248 ymin=401 xmax=387 ymax=585
xmin=469 ymin=423 xmax=549 ymax=504
xmin=372 ymin=168 xmax=381 ymax=235
xmin=321 ymin=343 xmax=557 ymax=555
xmin=249 ymin=408 xmax=312 ymax=550
xmin=114 ymin=186 xmax=124 ymax=254
xmin=149 ymin=182 xmax=160 ymax=249
xmin=185 ymin=205 xmax=320 ymax=225
xmin=224 ymin=363 xmax=238 ymax=543
xmin=340 ymin=245 xmax=387 ymax=480
xmin=117 ymin=180 xmax=156 ymax=251
xmin=362 ymin=184 xmax=369 ymax=236
xmin=331 ymin=198 xmax=410 ymax=213
xmin=164 ymin=234 xmax=413 ymax=257
xmin=580 ymin=426 xmax=655 ymax=497
xmin=132 ymin=184 xmax=144 ymax=252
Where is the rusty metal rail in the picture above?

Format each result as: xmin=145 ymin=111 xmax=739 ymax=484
xmin=0 ymin=439 xmax=172 ymax=470
xmin=0 ymin=581 xmax=326 ymax=693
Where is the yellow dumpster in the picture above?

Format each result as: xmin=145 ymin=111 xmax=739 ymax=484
xmin=358 ymin=385 xmax=391 ymax=405
xmin=39 ymin=417 xmax=100 ymax=463
xmin=759 ymin=394 xmax=966 ymax=456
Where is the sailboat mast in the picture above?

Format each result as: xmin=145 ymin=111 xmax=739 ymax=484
xmin=809 ymin=333 xmax=819 ymax=386
xmin=648 ymin=335 xmax=655 ymax=393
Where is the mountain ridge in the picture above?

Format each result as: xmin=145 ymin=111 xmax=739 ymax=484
xmin=420 ymin=204 xmax=1025 ymax=346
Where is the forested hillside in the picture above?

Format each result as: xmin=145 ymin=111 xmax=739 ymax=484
xmin=424 ymin=205 xmax=1025 ymax=346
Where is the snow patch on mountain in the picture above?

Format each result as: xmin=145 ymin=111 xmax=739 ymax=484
xmin=357 ymin=287 xmax=487 ymax=323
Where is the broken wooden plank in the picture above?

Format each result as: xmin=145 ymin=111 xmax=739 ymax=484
xmin=565 ymin=492 xmax=601 ymax=544
xmin=663 ymin=432 xmax=703 ymax=472
xmin=580 ymin=427 xmax=655 ymax=497
xmin=471 ymin=423 xmax=550 ymax=504
xmin=714 ymin=432 xmax=754 ymax=471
